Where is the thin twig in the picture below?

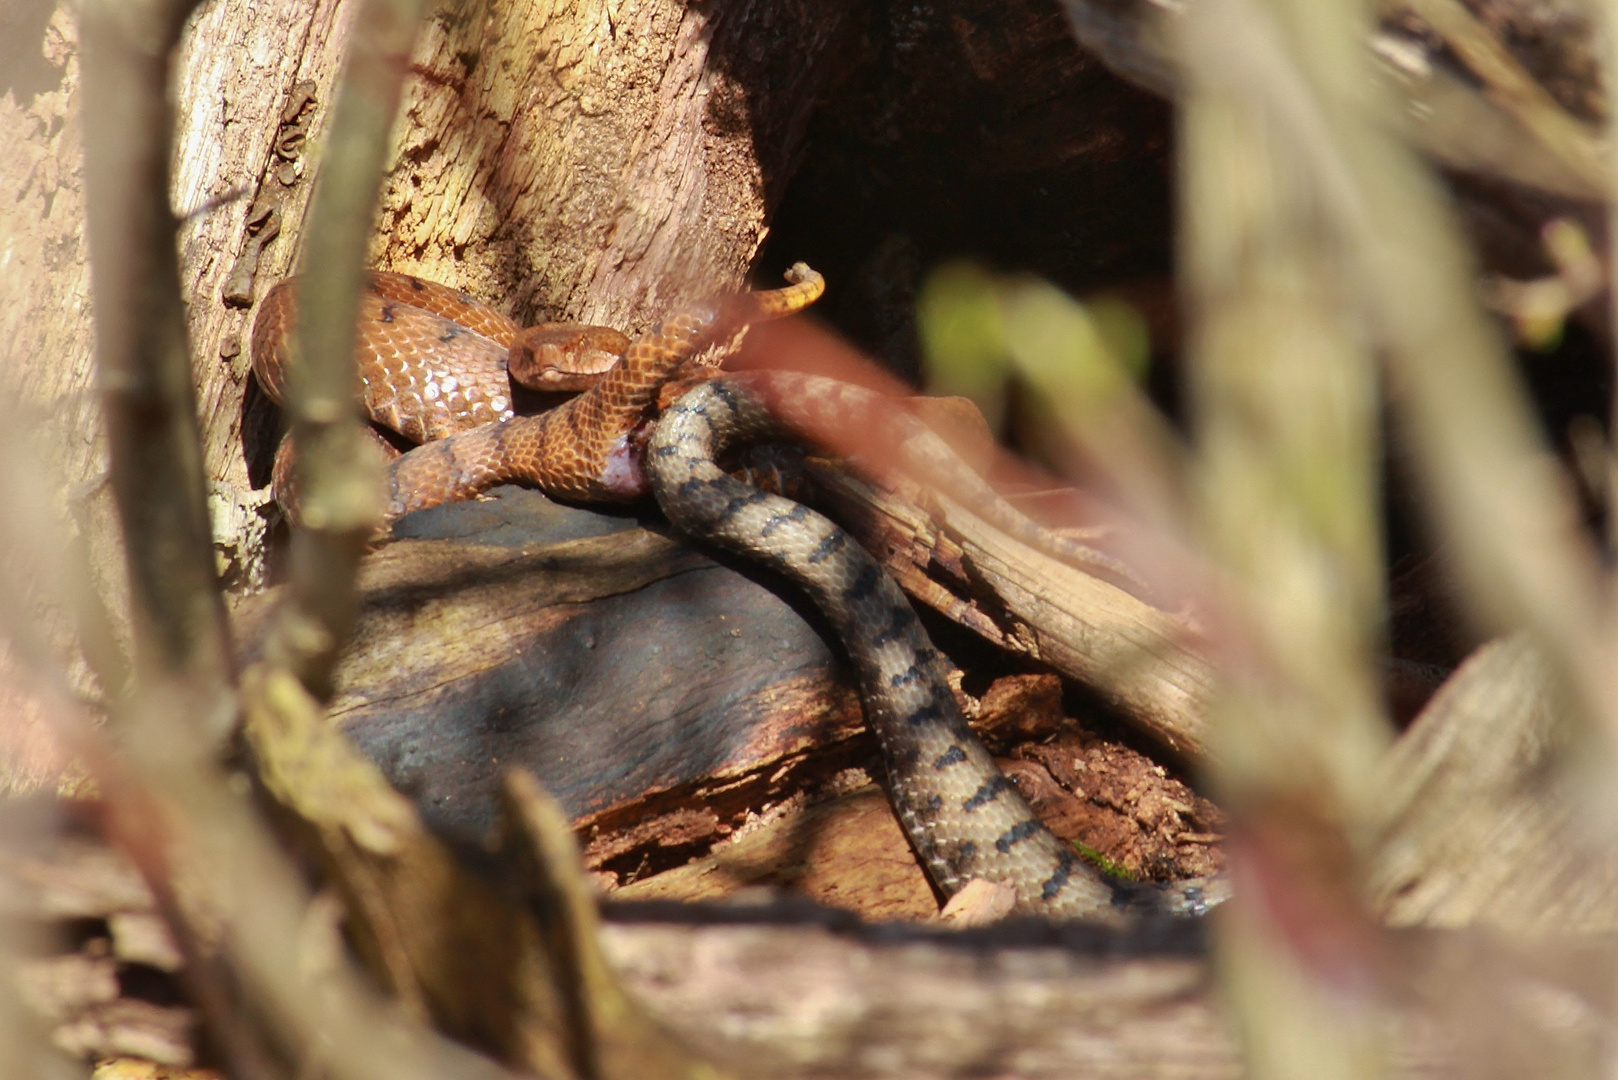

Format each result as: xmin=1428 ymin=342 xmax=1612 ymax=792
xmin=263 ymin=0 xmax=429 ymax=700
xmin=74 ymin=2 xmax=532 ymax=1077
xmin=1177 ymin=1 xmax=1394 ymax=1074
xmin=1400 ymin=0 xmax=1608 ymax=194
xmin=81 ymin=0 xmax=235 ymax=743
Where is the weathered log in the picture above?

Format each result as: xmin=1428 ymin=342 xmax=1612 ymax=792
xmin=809 ymin=460 xmax=1213 ymax=758
xmin=10 ymin=625 xmax=1618 ymax=1076
xmin=232 ymin=488 xmax=862 ymax=850
xmin=233 ymin=485 xmax=1224 ymax=911
xmin=600 ymin=909 xmax=1231 ymax=1079
xmin=1370 ymin=634 xmax=1618 ymax=932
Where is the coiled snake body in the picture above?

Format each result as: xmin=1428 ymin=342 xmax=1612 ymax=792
xmin=648 ymin=375 xmax=1224 ymax=921
xmin=254 ymin=266 xmax=825 ymax=516
xmin=251 ymin=267 xmax=1225 ymax=922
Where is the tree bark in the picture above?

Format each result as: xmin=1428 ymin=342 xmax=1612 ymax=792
xmin=0 ymin=0 xmax=857 ymax=785
xmin=0 ymin=0 xmax=855 ymax=593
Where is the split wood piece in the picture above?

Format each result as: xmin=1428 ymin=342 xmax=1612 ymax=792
xmin=1369 ymin=634 xmax=1618 ymax=932
xmin=610 ymin=781 xmax=948 ymax=921
xmin=1 ymin=834 xmax=195 ymax=1068
xmin=606 ymin=674 xmax=1222 ymax=919
xmin=15 ymin=824 xmax=1618 ymax=1078
xmin=599 ymin=913 xmax=1228 ymax=1079
xmin=608 ymin=735 xmax=1224 ymax=924
xmin=805 ymin=463 xmax=1213 ymax=759
xmin=605 ymin=919 xmax=1223 ymax=1075
xmin=600 ymin=904 xmax=1618 ymax=1080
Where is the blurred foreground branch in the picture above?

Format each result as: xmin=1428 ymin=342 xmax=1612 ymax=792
xmin=69 ymin=1 xmax=690 ymax=1078
xmin=257 ymin=0 xmax=411 ymax=699
xmin=1178 ymin=0 xmax=1394 ymax=1075
xmin=1060 ymin=0 xmax=1610 ymax=201
xmin=81 ymin=0 xmax=233 ymax=742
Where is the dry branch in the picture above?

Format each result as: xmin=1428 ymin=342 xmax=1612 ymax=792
xmin=1059 ymin=0 xmax=1609 ymax=200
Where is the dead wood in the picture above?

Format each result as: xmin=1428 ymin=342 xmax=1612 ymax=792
xmin=600 ymin=910 xmax=1230 ymax=1079
xmin=1060 ymin=0 xmax=1605 ymax=200
xmin=13 ymin=0 xmax=1618 ymax=1074
xmin=228 ymin=482 xmax=1227 ymax=922
xmin=9 ymin=622 xmax=1618 ymax=1076
xmin=5 ymin=0 xmax=1608 ymax=615
xmin=233 ymin=488 xmax=864 ymax=851
xmin=1 ymin=812 xmax=1229 ymax=1079
xmin=810 ymin=464 xmax=1213 ymax=758
xmin=0 ymin=0 xmax=862 ymax=623
xmin=243 ymin=653 xmax=735 ymax=1080
xmin=1370 ymin=634 xmax=1618 ymax=932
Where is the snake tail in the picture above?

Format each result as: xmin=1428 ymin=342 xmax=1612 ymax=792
xmin=647 ymin=377 xmax=1225 ymax=921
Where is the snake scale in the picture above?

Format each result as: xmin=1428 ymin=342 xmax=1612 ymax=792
xmin=253 ymin=265 xmax=825 ymax=516
xmin=648 ymin=375 xmax=1224 ymax=921
xmin=251 ymin=266 xmax=1225 ymax=922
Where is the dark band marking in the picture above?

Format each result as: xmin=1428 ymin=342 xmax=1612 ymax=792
xmin=807 ymin=530 xmax=847 ymax=565
xmin=848 ymin=564 xmax=882 ymax=601
xmin=651 ymin=444 xmax=679 ymax=458
xmin=958 ymin=840 xmax=976 ymax=860
xmin=932 ymin=745 xmax=966 ymax=769
xmin=994 ymin=819 xmax=1041 ymax=853
xmin=709 ymin=380 xmax=741 ymax=415
xmin=677 ymin=478 xmax=709 ymax=500
xmin=872 ymin=605 xmax=917 ymax=646
xmin=438 ymin=324 xmax=461 ymax=342
xmin=906 ymin=702 xmax=945 ymax=727
xmin=925 ymin=794 xmax=943 ymax=812
xmin=406 ymin=275 xmax=426 ymax=291
xmin=718 ymin=489 xmax=771 ymax=521
xmin=380 ymin=303 xmax=396 ymax=323
xmin=1041 ymin=851 xmax=1076 ymax=900
xmin=889 ymin=665 xmax=923 ymax=688
xmin=962 ymin=775 xmax=1012 ymax=812
xmin=760 ymin=503 xmax=810 ymax=538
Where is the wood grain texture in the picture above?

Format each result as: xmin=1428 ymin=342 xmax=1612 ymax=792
xmin=4 ymin=0 xmax=858 ymax=593
xmin=599 ymin=914 xmax=1233 ymax=1079
xmin=809 ymin=463 xmax=1213 ymax=759
xmin=238 ymin=488 xmax=1225 ymax=919
xmin=0 ymin=4 xmax=133 ymax=674
xmin=234 ymin=487 xmax=870 ymax=859
xmin=612 ymin=782 xmax=943 ymax=921
xmin=1370 ymin=634 xmax=1618 ymax=932
xmin=174 ymin=0 xmax=354 ymax=527
xmin=0 ymin=0 xmax=358 ymax=608
xmin=371 ymin=0 xmax=855 ymax=330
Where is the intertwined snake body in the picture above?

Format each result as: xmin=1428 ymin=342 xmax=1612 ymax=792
xmin=251 ymin=267 xmax=1224 ymax=921
xmin=649 ymin=375 xmax=1225 ymax=921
